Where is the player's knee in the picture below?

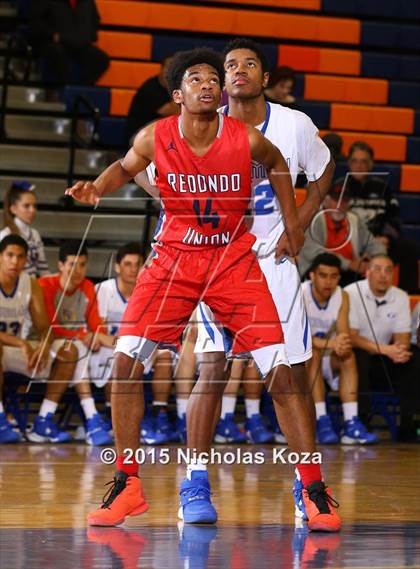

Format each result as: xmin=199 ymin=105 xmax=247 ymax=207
xmin=56 ymin=341 xmax=78 ymax=363
xmin=197 ymin=354 xmax=229 ymax=392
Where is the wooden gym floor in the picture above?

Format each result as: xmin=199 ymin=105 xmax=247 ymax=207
xmin=0 ymin=443 xmax=419 ymax=568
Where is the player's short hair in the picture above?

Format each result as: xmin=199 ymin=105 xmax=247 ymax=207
xmin=368 ymin=254 xmax=393 ymax=267
xmin=348 ymin=141 xmax=374 ymax=160
xmin=223 ymin=38 xmax=270 ymax=73
xmin=116 ymin=242 xmax=144 ymax=264
xmin=309 ymin=253 xmax=342 ymax=273
xmin=165 ymin=48 xmax=225 ymax=93
xmin=59 ymin=240 xmax=88 ymax=263
xmin=0 ymin=234 xmax=28 ymax=254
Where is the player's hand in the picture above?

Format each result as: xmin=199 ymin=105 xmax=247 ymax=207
xmin=28 ymin=344 xmax=50 ymax=373
xmin=22 ymin=341 xmax=35 ymax=368
xmin=383 ymin=343 xmax=411 ymax=363
xmin=285 ymin=226 xmax=305 ymax=257
xmin=334 ymin=333 xmax=352 ymax=357
xmin=65 ymin=181 xmax=101 ymax=205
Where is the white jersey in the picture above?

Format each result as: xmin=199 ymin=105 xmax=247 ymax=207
xmin=302 ymin=281 xmax=342 ymax=340
xmin=220 ymin=102 xmax=330 ymax=256
xmin=95 ymin=278 xmax=128 ymax=336
xmin=345 ymin=279 xmax=411 ymax=345
xmin=0 ymin=273 xmax=31 ymax=338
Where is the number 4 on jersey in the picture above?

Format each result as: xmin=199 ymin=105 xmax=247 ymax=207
xmin=193 ymin=199 xmax=220 ymax=229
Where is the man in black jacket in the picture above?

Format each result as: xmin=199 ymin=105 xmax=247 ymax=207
xmin=28 ymin=0 xmax=109 ymax=86
xmin=334 ymin=141 xmax=420 ymax=292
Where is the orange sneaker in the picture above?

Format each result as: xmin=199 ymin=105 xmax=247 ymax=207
xmin=302 ymin=481 xmax=341 ymax=532
xmin=87 ymin=471 xmax=149 ymax=526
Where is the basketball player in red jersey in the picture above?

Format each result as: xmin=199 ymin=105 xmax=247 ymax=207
xmin=66 ymin=48 xmax=312 ymax=529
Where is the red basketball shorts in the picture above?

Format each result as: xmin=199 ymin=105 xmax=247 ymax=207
xmin=118 ymin=233 xmax=284 ymax=354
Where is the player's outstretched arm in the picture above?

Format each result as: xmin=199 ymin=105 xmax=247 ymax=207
xmin=247 ymin=125 xmax=304 ymax=256
xmin=65 ymin=124 xmax=156 ymax=205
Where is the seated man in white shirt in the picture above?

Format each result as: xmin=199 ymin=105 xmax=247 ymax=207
xmin=345 ymin=255 xmax=414 ymax=437
xmin=303 ymin=253 xmax=378 ymax=445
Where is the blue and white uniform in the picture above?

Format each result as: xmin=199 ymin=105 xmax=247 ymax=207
xmin=195 ymin=102 xmax=331 ymax=366
xmin=0 ymin=273 xmax=59 ymax=379
xmin=302 ymin=280 xmax=342 ymax=388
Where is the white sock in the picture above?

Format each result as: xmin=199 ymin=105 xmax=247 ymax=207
xmin=152 ymin=400 xmax=167 ymax=408
xmin=221 ymin=395 xmax=236 ymax=419
xmin=105 ymin=401 xmax=111 ymax=409
xmin=186 ymin=459 xmax=207 ymax=480
xmin=0 ymin=402 xmax=4 ymax=414
xmin=176 ymin=397 xmax=188 ymax=418
xmin=39 ymin=399 xmax=58 ymax=418
xmin=315 ymin=402 xmax=327 ymax=419
xmin=245 ymin=398 xmax=260 ymax=418
xmin=80 ymin=397 xmax=97 ymax=420
xmin=343 ymin=401 xmax=358 ymax=422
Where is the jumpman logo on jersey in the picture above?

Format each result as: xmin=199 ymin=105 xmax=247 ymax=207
xmin=166 ymin=141 xmax=178 ymax=153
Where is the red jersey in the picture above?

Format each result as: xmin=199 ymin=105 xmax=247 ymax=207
xmin=38 ymin=274 xmax=104 ymax=339
xmin=153 ymin=114 xmax=252 ymax=250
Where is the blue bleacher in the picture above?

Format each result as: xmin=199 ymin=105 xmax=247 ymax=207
xmin=322 ymin=0 xmax=420 ymax=19
xmin=399 ymin=195 xmax=420 ymax=225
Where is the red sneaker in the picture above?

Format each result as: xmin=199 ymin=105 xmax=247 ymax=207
xmin=302 ymin=481 xmax=341 ymax=532
xmin=87 ymin=471 xmax=149 ymax=526
xmin=87 ymin=527 xmax=147 ymax=569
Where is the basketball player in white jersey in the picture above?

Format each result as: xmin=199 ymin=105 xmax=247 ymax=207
xmin=302 ymin=253 xmax=378 ymax=446
xmin=0 ymin=235 xmax=77 ymax=443
xmin=189 ymin=38 xmax=336 ymax=523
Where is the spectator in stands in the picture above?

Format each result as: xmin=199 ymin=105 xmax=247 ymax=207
xmin=27 ymin=240 xmax=114 ymax=446
xmin=0 ymin=235 xmax=76 ymax=444
xmin=345 ymin=255 xmax=418 ymax=440
xmin=0 ymin=181 xmax=49 ymax=277
xmin=28 ymin=0 xmax=109 ymax=86
xmin=337 ymin=141 xmax=401 ymax=238
xmin=322 ymin=133 xmax=346 ymax=163
xmin=336 ymin=141 xmax=420 ymax=292
xmin=264 ymin=65 xmax=296 ymax=105
xmin=298 ymin=184 xmax=386 ymax=286
xmin=302 ymin=253 xmax=378 ymax=445
xmin=126 ymin=56 xmax=179 ymax=145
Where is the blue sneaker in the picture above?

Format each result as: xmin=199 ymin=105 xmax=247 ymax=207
xmin=100 ymin=413 xmax=112 ymax=433
xmin=85 ymin=414 xmax=114 ymax=446
xmin=27 ymin=413 xmax=72 ymax=443
xmin=214 ymin=413 xmax=247 ymax=443
xmin=178 ymin=523 xmax=218 ymax=568
xmin=341 ymin=416 xmax=378 ymax=445
xmin=316 ymin=415 xmax=339 ymax=444
xmin=140 ymin=416 xmax=169 ymax=445
xmin=293 ymin=477 xmax=308 ymax=520
xmin=176 ymin=414 xmax=187 ymax=443
xmin=245 ymin=414 xmax=274 ymax=444
xmin=0 ymin=412 xmax=20 ymax=443
xmin=155 ymin=411 xmax=179 ymax=442
xmin=179 ymin=471 xmax=218 ymax=524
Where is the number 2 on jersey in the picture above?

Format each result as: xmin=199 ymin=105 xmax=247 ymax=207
xmin=192 ymin=199 xmax=220 ymax=229
xmin=254 ymin=183 xmax=275 ymax=215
